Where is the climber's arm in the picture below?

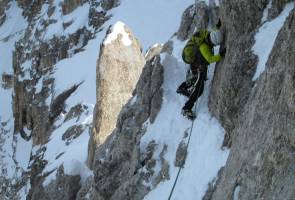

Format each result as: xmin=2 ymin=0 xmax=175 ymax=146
xmin=199 ymin=43 xmax=221 ymax=64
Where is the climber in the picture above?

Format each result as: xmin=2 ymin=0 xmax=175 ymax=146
xmin=177 ymin=21 xmax=226 ymax=120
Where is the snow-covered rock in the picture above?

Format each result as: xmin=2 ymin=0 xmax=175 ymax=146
xmin=1 ymin=0 xmax=294 ymax=199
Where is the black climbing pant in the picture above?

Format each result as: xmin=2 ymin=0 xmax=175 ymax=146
xmin=181 ymin=70 xmax=207 ymax=110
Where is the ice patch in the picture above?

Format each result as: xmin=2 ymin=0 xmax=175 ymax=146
xmin=233 ymin=185 xmax=241 ymax=200
xmin=252 ymin=2 xmax=294 ymax=81
xmin=104 ymin=21 xmax=132 ymax=46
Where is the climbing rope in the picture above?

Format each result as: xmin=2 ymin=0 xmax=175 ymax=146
xmin=168 ymin=70 xmax=204 ymax=200
xmin=167 ymin=104 xmax=197 ymax=200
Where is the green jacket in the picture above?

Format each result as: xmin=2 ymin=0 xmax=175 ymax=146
xmin=199 ymin=43 xmax=221 ymax=64
xmin=183 ymin=29 xmax=221 ymax=65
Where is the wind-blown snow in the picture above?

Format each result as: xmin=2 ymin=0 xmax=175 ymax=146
xmin=50 ymin=0 xmax=195 ymax=181
xmin=0 ymin=1 xmax=28 ymax=180
xmin=44 ymin=2 xmax=91 ymax=39
xmin=2 ymin=0 xmax=229 ymax=197
xmin=46 ymin=0 xmax=194 ymax=185
xmin=141 ymin=37 xmax=229 ymax=200
xmin=252 ymin=2 xmax=294 ymax=81
xmin=49 ymin=0 xmax=227 ymax=194
xmin=15 ymin=133 xmax=33 ymax=170
xmin=104 ymin=21 xmax=132 ymax=46
xmin=42 ymin=107 xmax=94 ymax=185
xmin=0 ymin=1 xmax=27 ymax=74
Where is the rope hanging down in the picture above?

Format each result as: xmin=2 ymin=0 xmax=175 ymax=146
xmin=167 ymin=104 xmax=197 ymax=200
xmin=168 ymin=71 xmax=204 ymax=200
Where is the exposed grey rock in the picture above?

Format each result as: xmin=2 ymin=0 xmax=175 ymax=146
xmin=17 ymin=0 xmax=46 ymax=20
xmin=89 ymin=7 xmax=110 ymax=29
xmin=101 ymin=0 xmax=120 ymax=11
xmin=177 ymin=1 xmax=210 ymax=41
xmin=174 ymin=141 xmax=187 ymax=167
xmin=268 ymin=0 xmax=293 ymax=19
xmin=3 ymin=0 xmax=294 ymax=199
xmin=194 ymin=1 xmax=210 ymax=30
xmin=140 ymin=140 xmax=157 ymax=184
xmin=209 ymin=2 xmax=295 ymax=200
xmin=255 ymin=0 xmax=269 ymax=10
xmin=83 ymin=50 xmax=164 ymax=199
xmin=27 ymin=154 xmax=48 ymax=200
xmin=161 ymin=40 xmax=174 ymax=55
xmin=0 ymin=0 xmax=9 ymax=26
xmin=142 ymin=140 xmax=157 ymax=171
xmin=209 ymin=0 xmax=262 ymax=147
xmin=177 ymin=4 xmax=195 ymax=41
xmin=0 ymin=1 xmax=8 ymax=26
xmin=145 ymin=43 xmax=163 ymax=61
xmin=64 ymin=104 xmax=88 ymax=122
xmin=149 ymin=56 xmax=164 ymax=123
xmin=43 ymin=165 xmax=81 ymax=200
xmin=1 ymin=73 xmax=14 ymax=89
xmin=154 ymin=144 xmax=170 ymax=185
xmin=50 ymin=82 xmax=82 ymax=123
xmin=0 ymin=0 xmax=114 ymax=198
xmin=208 ymin=0 xmax=220 ymax=27
xmin=62 ymin=124 xmax=85 ymax=145
xmin=93 ymin=22 xmax=145 ymax=145
xmin=62 ymin=0 xmax=84 ymax=15
xmin=76 ymin=176 xmax=102 ymax=200
xmin=202 ymin=167 xmax=224 ymax=200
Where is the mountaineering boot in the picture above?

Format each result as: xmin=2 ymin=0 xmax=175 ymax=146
xmin=176 ymin=85 xmax=190 ymax=97
xmin=181 ymin=108 xmax=196 ymax=120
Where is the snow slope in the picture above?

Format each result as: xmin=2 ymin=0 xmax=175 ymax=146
xmin=0 ymin=1 xmax=29 ymax=181
xmin=141 ymin=39 xmax=229 ymax=200
xmin=39 ymin=0 xmax=196 ymax=186
xmin=1 ymin=0 xmax=230 ymax=199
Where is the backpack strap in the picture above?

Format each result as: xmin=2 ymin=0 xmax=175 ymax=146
xmin=182 ymin=29 xmax=210 ymax=65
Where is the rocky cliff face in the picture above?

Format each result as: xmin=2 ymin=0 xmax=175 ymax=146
xmin=93 ymin=22 xmax=145 ymax=146
xmin=0 ymin=0 xmax=118 ymax=199
xmin=85 ymin=0 xmax=295 ymax=199
xmin=208 ymin=1 xmax=295 ymax=199
xmin=90 ymin=54 xmax=164 ymax=200
xmin=1 ymin=0 xmax=294 ymax=199
xmin=79 ymin=46 xmax=165 ymax=199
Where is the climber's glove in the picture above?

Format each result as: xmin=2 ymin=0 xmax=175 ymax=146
xmin=216 ymin=19 xmax=222 ymax=29
xmin=220 ymin=47 xmax=226 ymax=57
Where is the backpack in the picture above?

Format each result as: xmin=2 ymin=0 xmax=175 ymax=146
xmin=182 ymin=30 xmax=209 ymax=65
